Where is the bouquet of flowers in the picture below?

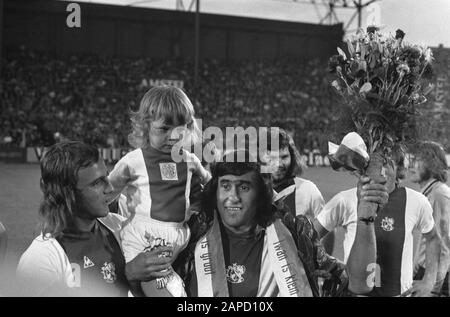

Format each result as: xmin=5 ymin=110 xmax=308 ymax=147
xmin=328 ymin=27 xmax=434 ymax=215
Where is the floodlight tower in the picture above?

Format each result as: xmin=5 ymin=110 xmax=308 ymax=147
xmin=305 ymin=0 xmax=381 ymax=31
xmin=176 ymin=0 xmax=197 ymax=11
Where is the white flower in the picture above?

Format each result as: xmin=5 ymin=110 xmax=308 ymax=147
xmin=331 ymin=80 xmax=341 ymax=91
xmin=337 ymin=47 xmax=347 ymax=60
xmin=359 ymin=82 xmax=372 ymax=94
xmin=424 ymin=48 xmax=433 ymax=63
xmin=396 ymin=63 xmax=410 ymax=75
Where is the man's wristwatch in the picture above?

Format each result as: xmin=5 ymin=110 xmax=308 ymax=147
xmin=358 ymin=216 xmax=376 ymax=225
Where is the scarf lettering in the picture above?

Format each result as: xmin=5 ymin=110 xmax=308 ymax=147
xmin=274 ymin=241 xmax=287 ymax=261
xmin=285 ymin=274 xmax=299 ymax=296
xmin=199 ymin=240 xmax=213 ymax=275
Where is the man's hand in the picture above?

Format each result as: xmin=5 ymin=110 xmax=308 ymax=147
xmin=400 ymin=279 xmax=434 ymax=297
xmin=125 ymin=246 xmax=174 ymax=282
xmin=357 ymin=176 xmax=389 ymax=217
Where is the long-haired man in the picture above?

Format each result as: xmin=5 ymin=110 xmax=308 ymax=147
xmin=409 ymin=141 xmax=450 ymax=296
xmin=17 ymin=141 xmax=173 ymax=296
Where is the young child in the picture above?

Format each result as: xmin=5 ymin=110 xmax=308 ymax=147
xmin=108 ymin=86 xmax=211 ymax=297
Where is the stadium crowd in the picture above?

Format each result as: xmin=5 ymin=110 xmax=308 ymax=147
xmin=1 ymin=47 xmax=448 ymax=153
xmin=1 ymin=47 xmax=338 ymax=153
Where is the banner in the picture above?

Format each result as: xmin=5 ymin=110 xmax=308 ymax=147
xmin=433 ymin=46 xmax=450 ymax=115
xmin=141 ymin=78 xmax=184 ymax=89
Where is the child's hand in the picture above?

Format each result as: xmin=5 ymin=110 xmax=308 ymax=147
xmin=184 ymin=151 xmax=212 ymax=184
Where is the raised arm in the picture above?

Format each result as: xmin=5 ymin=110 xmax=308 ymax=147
xmin=186 ymin=151 xmax=212 ymax=185
xmin=347 ymin=177 xmax=388 ymax=294
xmin=107 ymin=155 xmax=132 ymax=201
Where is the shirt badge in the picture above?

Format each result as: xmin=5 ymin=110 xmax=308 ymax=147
xmin=100 ymin=262 xmax=117 ymax=283
xmin=159 ymin=163 xmax=178 ymax=181
xmin=83 ymin=256 xmax=95 ymax=269
xmin=381 ymin=217 xmax=395 ymax=232
xmin=226 ymin=263 xmax=246 ymax=284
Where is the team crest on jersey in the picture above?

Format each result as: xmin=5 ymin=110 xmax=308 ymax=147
xmin=143 ymin=234 xmax=172 ymax=257
xmin=226 ymin=263 xmax=246 ymax=284
xmin=83 ymin=256 xmax=95 ymax=269
xmin=159 ymin=163 xmax=178 ymax=181
xmin=381 ymin=217 xmax=395 ymax=232
xmin=100 ymin=262 xmax=116 ymax=283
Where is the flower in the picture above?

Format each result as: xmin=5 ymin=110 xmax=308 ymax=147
xmin=328 ymin=54 xmax=345 ymax=72
xmin=327 ymin=27 xmax=433 ymax=160
xmin=367 ymin=26 xmax=379 ymax=34
xmin=395 ymin=29 xmax=405 ymax=40
xmin=331 ymin=80 xmax=342 ymax=91
xmin=423 ymin=48 xmax=433 ymax=64
xmin=396 ymin=63 xmax=410 ymax=75
xmin=359 ymin=82 xmax=372 ymax=94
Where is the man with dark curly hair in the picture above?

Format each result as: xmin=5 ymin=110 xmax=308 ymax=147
xmin=174 ymin=149 xmax=388 ymax=297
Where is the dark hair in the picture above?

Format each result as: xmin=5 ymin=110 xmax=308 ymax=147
xmin=414 ymin=141 xmax=448 ymax=182
xmin=202 ymin=150 xmax=275 ymax=227
xmin=39 ymin=141 xmax=99 ymax=238
xmin=263 ymin=128 xmax=304 ymax=178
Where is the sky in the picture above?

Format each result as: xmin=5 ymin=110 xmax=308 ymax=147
xmin=67 ymin=0 xmax=450 ymax=47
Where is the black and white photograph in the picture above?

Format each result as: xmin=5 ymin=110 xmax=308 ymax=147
xmin=0 ymin=0 xmax=449 ymax=301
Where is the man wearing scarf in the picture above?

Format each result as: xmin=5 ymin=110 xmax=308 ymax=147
xmin=174 ymin=149 xmax=387 ymax=297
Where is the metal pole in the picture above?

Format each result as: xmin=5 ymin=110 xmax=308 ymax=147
xmin=194 ymin=0 xmax=200 ymax=93
xmin=357 ymin=0 xmax=362 ymax=29
xmin=329 ymin=2 xmax=333 ymax=24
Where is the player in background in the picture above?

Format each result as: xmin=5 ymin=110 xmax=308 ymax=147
xmin=260 ymin=128 xmax=324 ymax=219
xmin=409 ymin=141 xmax=450 ymax=296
